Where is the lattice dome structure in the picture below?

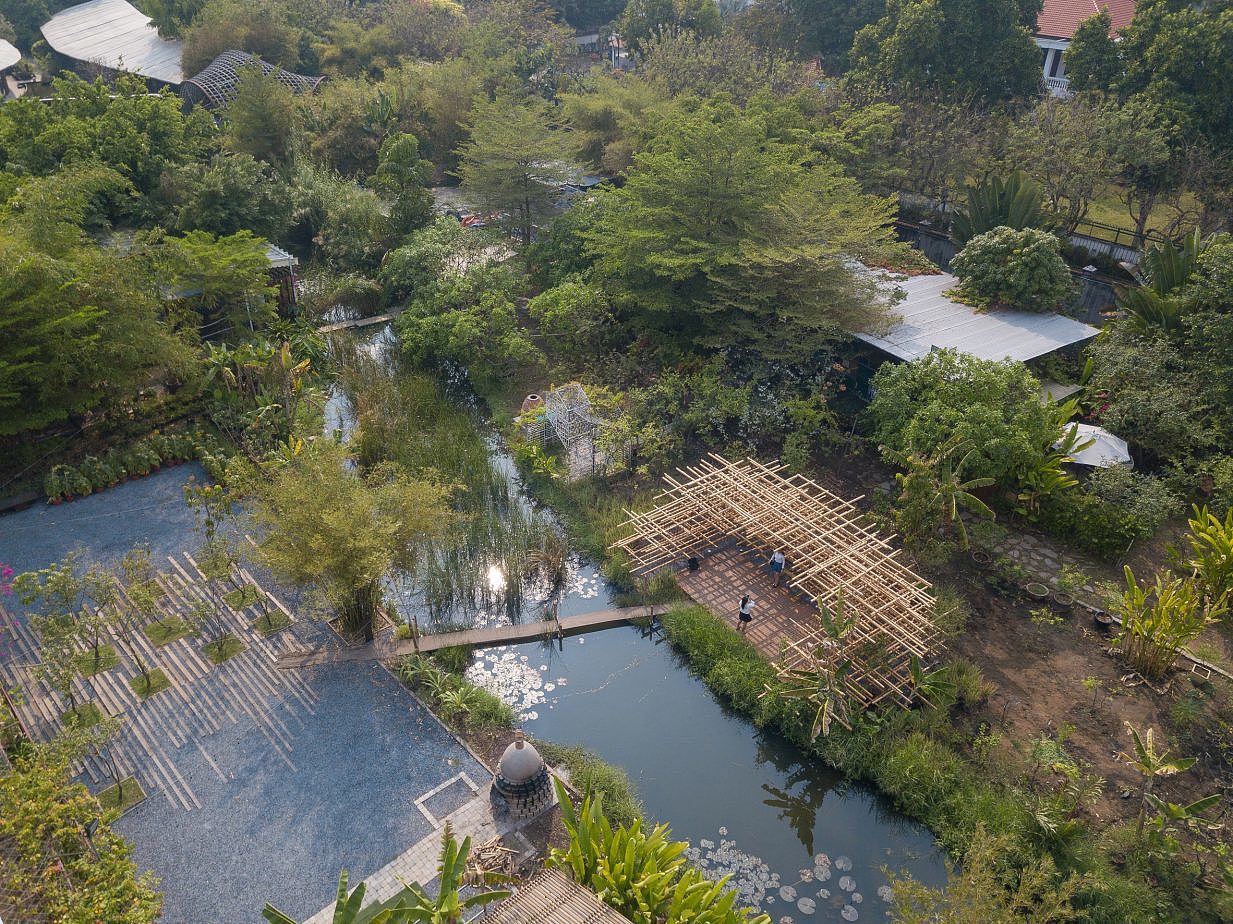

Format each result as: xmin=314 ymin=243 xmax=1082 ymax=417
xmin=181 ymin=50 xmax=324 ymax=109
xmin=536 ymin=382 xmax=619 ymax=479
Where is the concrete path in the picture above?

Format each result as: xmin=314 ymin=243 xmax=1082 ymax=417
xmin=276 ymin=607 xmax=648 ymax=669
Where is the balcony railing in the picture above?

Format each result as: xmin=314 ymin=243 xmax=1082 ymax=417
xmin=1045 ymin=75 xmax=1071 ymax=97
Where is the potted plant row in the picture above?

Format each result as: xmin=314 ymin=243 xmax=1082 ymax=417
xmin=43 ymin=430 xmax=227 ymax=504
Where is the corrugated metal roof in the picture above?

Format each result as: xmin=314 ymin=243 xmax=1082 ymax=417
xmin=856 ymin=271 xmax=1100 ymax=363
xmin=265 ymin=243 xmax=298 ymax=269
xmin=41 ymin=0 xmax=183 ymax=85
xmin=0 ymin=39 xmax=20 ymax=71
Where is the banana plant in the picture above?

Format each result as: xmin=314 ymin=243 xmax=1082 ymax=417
xmin=1122 ymin=722 xmax=1201 ymax=839
xmin=263 ymin=870 xmax=391 ymax=924
xmin=1145 ymin=792 xmax=1222 ymax=834
xmin=1116 ymin=228 xmax=1204 ymax=335
xmin=908 ymin=655 xmax=956 ymax=709
xmin=395 ymin=824 xmax=512 ymax=922
xmin=761 ymin=596 xmax=858 ymax=739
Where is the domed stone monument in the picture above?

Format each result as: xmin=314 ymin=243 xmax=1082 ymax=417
xmin=491 ymin=730 xmax=555 ymax=821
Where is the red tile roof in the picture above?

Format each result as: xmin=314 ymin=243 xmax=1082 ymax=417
xmin=1036 ymin=0 xmax=1136 ymax=40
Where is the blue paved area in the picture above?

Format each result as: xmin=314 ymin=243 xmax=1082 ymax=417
xmin=0 ymin=464 xmax=488 ymax=924
xmin=117 ymin=659 xmax=484 ymax=923
xmin=0 ymin=464 xmax=206 ymax=574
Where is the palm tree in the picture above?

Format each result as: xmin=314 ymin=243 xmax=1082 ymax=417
xmin=1116 ymin=228 xmax=1203 ymax=335
xmin=886 ymin=436 xmax=995 ymax=549
xmin=1121 ymin=722 xmax=1200 ymax=839
xmin=951 ymin=171 xmax=1050 ymax=244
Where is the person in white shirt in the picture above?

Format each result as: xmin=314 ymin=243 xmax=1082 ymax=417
xmin=770 ymin=549 xmax=786 ymax=587
xmin=737 ymin=594 xmax=755 ymax=633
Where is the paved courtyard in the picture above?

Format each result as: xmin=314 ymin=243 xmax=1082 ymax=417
xmin=0 ymin=466 xmax=489 ymax=923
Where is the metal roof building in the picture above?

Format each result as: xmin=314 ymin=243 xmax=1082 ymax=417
xmin=856 ymin=270 xmax=1100 ymax=363
xmin=0 ymin=39 xmax=20 ymax=72
xmin=181 ymin=50 xmax=324 ymax=109
xmin=40 ymin=0 xmax=183 ymax=85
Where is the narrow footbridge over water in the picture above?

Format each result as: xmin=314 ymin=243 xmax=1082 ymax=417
xmin=276 ymin=606 xmax=649 ymax=669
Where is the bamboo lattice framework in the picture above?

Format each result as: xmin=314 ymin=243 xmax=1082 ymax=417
xmin=611 ymin=454 xmax=940 ymax=712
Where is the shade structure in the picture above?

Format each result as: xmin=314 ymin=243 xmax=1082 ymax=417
xmin=181 ymin=50 xmax=324 ymax=109
xmin=855 ymin=270 xmax=1100 ymax=363
xmin=1060 ymin=423 xmax=1132 ymax=467
xmin=41 ymin=0 xmax=183 ymax=84
xmin=0 ymin=39 xmax=20 ymax=72
xmin=611 ymin=454 xmax=940 ymax=716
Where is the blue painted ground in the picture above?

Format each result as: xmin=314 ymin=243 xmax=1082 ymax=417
xmin=0 ymin=465 xmax=488 ymax=924
xmin=116 ymin=659 xmax=484 ymax=923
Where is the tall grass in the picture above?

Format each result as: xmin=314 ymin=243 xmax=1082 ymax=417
xmin=536 ymin=741 xmax=644 ymax=828
xmin=336 ymin=340 xmax=570 ymax=626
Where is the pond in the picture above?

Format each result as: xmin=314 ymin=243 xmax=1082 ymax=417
xmin=468 ymin=628 xmax=947 ymax=922
xmin=329 ymin=324 xmax=948 ymax=920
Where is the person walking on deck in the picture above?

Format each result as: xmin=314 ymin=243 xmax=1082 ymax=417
xmin=737 ymin=593 xmax=755 ymax=633
xmin=770 ymin=549 xmax=786 ymax=587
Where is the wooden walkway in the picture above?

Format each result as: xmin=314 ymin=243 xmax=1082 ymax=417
xmin=317 ymin=311 xmax=401 ymax=333
xmin=675 ymin=547 xmax=822 ymax=664
xmin=276 ymin=607 xmax=647 ymax=669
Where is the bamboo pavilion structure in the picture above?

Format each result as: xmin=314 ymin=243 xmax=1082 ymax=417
xmin=611 ymin=454 xmax=941 ymax=714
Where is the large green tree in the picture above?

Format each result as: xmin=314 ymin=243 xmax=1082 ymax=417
xmin=162 ymin=230 xmax=277 ymax=334
xmin=455 ymin=94 xmax=579 ymax=244
xmin=580 ymin=99 xmax=910 ymax=361
xmin=869 ymin=348 xmax=1053 ymax=483
xmin=169 ymin=153 xmax=292 ymax=240
xmin=789 ymin=0 xmax=884 ymax=69
xmin=245 ymin=441 xmax=453 ymax=641
xmin=0 ymin=171 xmax=193 ymax=436
xmin=1066 ymin=0 xmax=1233 ymax=155
xmin=618 ymin=0 xmax=722 ymax=56
xmin=223 ymin=65 xmax=297 ymax=165
xmin=368 ymin=132 xmax=434 ymax=238
xmin=848 ymin=0 xmax=1043 ymax=102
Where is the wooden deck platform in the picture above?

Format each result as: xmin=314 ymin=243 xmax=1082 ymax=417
xmin=276 ymin=606 xmax=648 ymax=669
xmin=675 ymin=547 xmax=821 ymax=664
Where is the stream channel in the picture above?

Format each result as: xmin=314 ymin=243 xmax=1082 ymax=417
xmin=328 ymin=325 xmax=948 ymax=922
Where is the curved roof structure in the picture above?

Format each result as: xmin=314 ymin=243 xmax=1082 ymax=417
xmin=40 ymin=0 xmax=183 ymax=85
xmin=0 ymin=39 xmax=20 ymax=72
xmin=181 ymin=50 xmax=324 ymax=109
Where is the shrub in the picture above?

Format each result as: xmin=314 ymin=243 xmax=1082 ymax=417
xmin=537 ymin=742 xmax=644 ymax=828
xmin=876 ymin=731 xmax=967 ymax=821
xmin=467 ymin=688 xmax=516 ymax=730
xmin=1037 ymin=489 xmax=1151 ymax=560
xmin=1086 ymin=466 xmax=1181 ymax=538
xmin=951 ymin=226 xmax=1076 ymax=312
xmin=432 ymin=644 xmax=473 ymax=675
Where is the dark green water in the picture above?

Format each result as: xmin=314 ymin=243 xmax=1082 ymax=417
xmin=469 ymin=626 xmax=947 ymax=922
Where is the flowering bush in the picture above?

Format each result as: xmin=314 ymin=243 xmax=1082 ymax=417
xmin=951 ymin=226 xmax=1075 ymax=312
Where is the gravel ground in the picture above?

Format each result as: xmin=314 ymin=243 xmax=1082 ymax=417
xmin=0 ymin=464 xmax=490 ymax=924
xmin=117 ymin=659 xmax=485 ymax=924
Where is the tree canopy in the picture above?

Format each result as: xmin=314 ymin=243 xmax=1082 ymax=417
xmin=580 ymin=99 xmax=911 ymax=361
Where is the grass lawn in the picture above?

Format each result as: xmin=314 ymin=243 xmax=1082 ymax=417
xmin=203 ymin=633 xmax=248 ymax=664
xmin=129 ymin=668 xmax=172 ymax=700
xmin=143 ymin=616 xmax=193 ymax=647
xmin=98 ymin=776 xmax=146 ymax=815
xmin=62 ymin=702 xmax=103 ymax=728
xmin=251 ymin=609 xmax=291 ymax=638
xmin=75 ymin=645 xmax=120 ymax=677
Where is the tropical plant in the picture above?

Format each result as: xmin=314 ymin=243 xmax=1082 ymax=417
xmin=885 ymin=436 xmax=995 ymax=549
xmin=951 ymin=226 xmax=1075 ymax=312
xmin=1182 ymin=504 xmax=1233 ymax=603
xmin=951 ymin=171 xmax=1050 ymax=245
xmin=908 ymin=655 xmax=956 ymax=709
xmin=760 ymin=596 xmax=858 ymax=739
xmin=1116 ymin=228 xmax=1203 ymax=335
xmin=548 ymin=779 xmax=770 ymax=924
xmin=263 ymin=827 xmax=510 ymax=924
xmin=1114 ymin=566 xmax=1226 ymax=680
xmin=1121 ymin=722 xmax=1205 ymax=839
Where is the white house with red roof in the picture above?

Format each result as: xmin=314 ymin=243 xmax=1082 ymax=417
xmin=1035 ymin=0 xmax=1135 ymax=96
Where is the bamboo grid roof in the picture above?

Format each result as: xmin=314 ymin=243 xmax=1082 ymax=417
xmin=611 ymin=454 xmax=940 ymax=712
xmin=484 ymin=869 xmax=632 ymax=924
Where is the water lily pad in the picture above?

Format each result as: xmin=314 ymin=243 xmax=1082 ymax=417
xmin=841 ymin=904 xmax=859 ymax=921
xmin=876 ymin=885 xmax=894 ymax=903
xmin=834 ymin=856 xmax=852 ymax=872
xmin=839 ymin=876 xmax=856 ymax=892
xmin=796 ymin=897 xmax=816 ymax=914
xmin=779 ymin=886 xmax=797 ymax=902
xmin=851 ymin=892 xmax=863 ymax=904
xmin=814 ymin=866 xmax=831 ymax=881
